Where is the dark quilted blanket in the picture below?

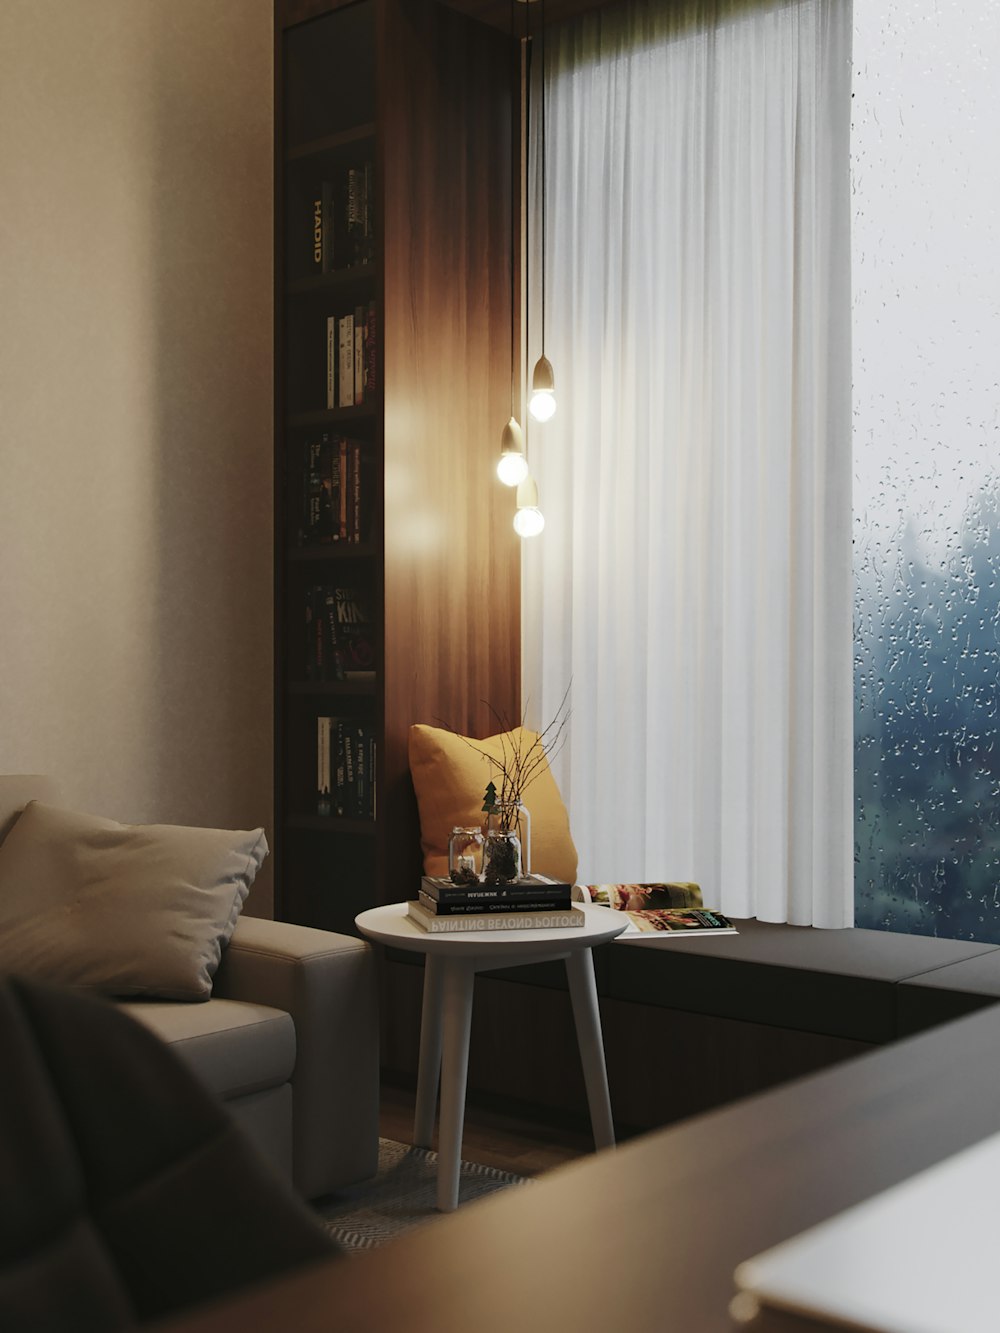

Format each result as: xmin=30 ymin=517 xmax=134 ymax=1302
xmin=0 ymin=975 xmax=338 ymax=1330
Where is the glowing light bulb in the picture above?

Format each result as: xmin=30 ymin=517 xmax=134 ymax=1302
xmin=514 ymin=474 xmax=545 ymax=537
xmin=497 ymin=451 xmax=529 ymax=486
xmin=514 ymin=505 xmax=545 ymax=537
xmin=528 ymin=355 xmax=556 ymax=422
xmin=497 ymin=415 xmax=528 ymax=485
xmin=528 ymin=389 xmax=556 ymax=422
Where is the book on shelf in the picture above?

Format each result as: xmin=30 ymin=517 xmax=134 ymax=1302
xmin=299 ymin=436 xmax=368 ymax=547
xmin=316 ymin=716 xmax=331 ymax=816
xmin=420 ymin=874 xmax=572 ymax=909
xmin=305 ymin=583 xmax=375 ymax=683
xmin=353 ymin=304 xmax=365 ymax=404
xmin=338 ymin=436 xmax=349 ymax=539
xmin=301 ymin=434 xmax=339 ymax=547
xmin=338 ymin=314 xmax=354 ymax=408
xmin=573 ymin=883 xmax=737 ymax=940
xmin=407 ymin=898 xmax=585 ymax=933
xmin=316 ymin=715 xmax=376 ymax=819
xmin=309 ymin=161 xmax=373 ymax=274
xmin=322 ymin=303 xmax=375 ymax=412
xmin=330 ymin=585 xmax=375 ymax=678
xmin=325 ymin=317 xmax=336 ymax=410
xmin=364 ymin=299 xmax=377 ymax=397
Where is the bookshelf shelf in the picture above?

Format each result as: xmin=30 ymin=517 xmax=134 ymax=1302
xmin=288 ymin=543 xmax=377 ymax=563
xmin=289 ymin=679 xmax=377 ymax=697
xmin=286 ymin=815 xmax=378 ymax=836
xmin=286 ymin=123 xmax=377 ymax=162
xmin=287 ymin=406 xmax=377 ymax=430
xmin=275 ymin=0 xmax=519 ymax=937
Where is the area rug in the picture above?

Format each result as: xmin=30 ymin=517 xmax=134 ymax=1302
xmin=314 ymin=1138 xmax=531 ymax=1252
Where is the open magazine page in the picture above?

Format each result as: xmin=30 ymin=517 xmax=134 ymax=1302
xmin=573 ymin=883 xmax=738 ymax=940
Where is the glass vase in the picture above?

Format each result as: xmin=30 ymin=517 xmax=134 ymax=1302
xmin=447 ymin=826 xmax=484 ymax=884
xmin=482 ymin=802 xmax=531 ymax=883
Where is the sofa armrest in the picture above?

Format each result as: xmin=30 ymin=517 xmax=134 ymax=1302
xmin=214 ymin=916 xmax=379 ymax=1199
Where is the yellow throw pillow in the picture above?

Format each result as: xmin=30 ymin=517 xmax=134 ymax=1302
xmin=408 ymin=723 xmax=578 ymax=884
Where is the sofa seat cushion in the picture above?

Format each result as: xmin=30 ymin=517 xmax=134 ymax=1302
xmin=120 ymin=998 xmax=295 ymax=1101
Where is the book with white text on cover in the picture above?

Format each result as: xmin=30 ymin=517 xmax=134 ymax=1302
xmin=407 ymin=899 xmax=585 ymax=933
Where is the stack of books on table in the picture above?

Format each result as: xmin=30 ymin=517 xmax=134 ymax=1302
xmin=407 ymin=875 xmax=584 ymax=933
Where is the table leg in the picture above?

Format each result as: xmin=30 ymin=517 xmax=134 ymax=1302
xmin=413 ymin=954 xmax=445 ymax=1148
xmin=565 ymin=948 xmax=616 ymax=1151
xmin=436 ymin=960 xmax=476 ymax=1212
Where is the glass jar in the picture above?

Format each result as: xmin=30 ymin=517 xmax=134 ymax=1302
xmin=482 ymin=802 xmax=530 ymax=883
xmin=448 ymin=826 xmax=484 ymax=884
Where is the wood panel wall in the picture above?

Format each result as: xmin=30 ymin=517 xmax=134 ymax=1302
xmin=378 ymin=0 xmax=520 ymax=907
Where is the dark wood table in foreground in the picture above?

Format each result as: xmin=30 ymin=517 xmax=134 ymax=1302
xmin=158 ymin=1004 xmax=1000 ymax=1332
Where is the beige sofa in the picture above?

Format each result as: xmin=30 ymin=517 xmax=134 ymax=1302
xmin=0 ymin=775 xmax=379 ymax=1201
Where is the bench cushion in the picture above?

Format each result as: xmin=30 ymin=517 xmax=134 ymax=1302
xmin=897 ymin=952 xmax=1000 ymax=1035
xmin=606 ymin=919 xmax=998 ymax=1043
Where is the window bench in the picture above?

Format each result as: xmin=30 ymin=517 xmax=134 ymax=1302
xmin=380 ymin=919 xmax=1000 ymax=1135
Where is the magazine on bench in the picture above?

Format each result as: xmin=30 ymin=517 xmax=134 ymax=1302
xmin=573 ymin=883 xmax=738 ymax=940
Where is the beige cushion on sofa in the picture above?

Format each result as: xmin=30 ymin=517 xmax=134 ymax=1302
xmin=0 ymin=801 xmax=268 ymax=1002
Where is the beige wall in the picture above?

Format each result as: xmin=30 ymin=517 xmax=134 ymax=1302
xmin=0 ymin=0 xmax=275 ymax=912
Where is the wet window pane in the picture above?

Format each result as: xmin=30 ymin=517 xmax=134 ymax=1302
xmin=853 ymin=1 xmax=1000 ymax=938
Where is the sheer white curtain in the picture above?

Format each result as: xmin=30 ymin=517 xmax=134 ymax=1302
xmin=521 ymin=0 xmax=853 ymax=925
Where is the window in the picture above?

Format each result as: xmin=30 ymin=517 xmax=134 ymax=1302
xmin=852 ymin=0 xmax=1000 ymax=940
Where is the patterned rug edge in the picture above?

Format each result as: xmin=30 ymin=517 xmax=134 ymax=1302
xmin=315 ymin=1138 xmax=532 ymax=1253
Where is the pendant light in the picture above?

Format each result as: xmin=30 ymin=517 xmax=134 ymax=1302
xmin=527 ymin=0 xmax=555 ymax=424
xmin=497 ymin=0 xmax=528 ymax=488
xmin=513 ymin=475 xmax=545 ymax=537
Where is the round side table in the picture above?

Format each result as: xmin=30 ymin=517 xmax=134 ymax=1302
xmin=355 ymin=902 xmax=628 ymax=1212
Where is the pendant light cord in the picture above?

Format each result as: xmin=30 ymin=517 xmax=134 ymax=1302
xmin=510 ymin=0 xmax=517 ymax=417
xmin=523 ymin=0 xmax=530 ymax=457
xmin=540 ymin=0 xmax=546 ymax=355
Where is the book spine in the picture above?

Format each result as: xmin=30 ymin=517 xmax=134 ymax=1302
xmin=364 ymin=160 xmax=374 ymax=263
xmin=368 ymin=732 xmax=377 ymax=818
xmin=418 ymin=910 xmax=582 ymax=933
xmin=364 ymin=299 xmax=377 ymax=397
xmin=418 ymin=891 xmax=572 ymax=915
xmin=351 ymin=440 xmax=362 ymax=542
xmin=316 ymin=716 xmax=330 ymax=816
xmin=354 ymin=722 xmax=366 ymax=818
xmin=338 ymin=438 xmax=349 ymax=540
xmin=304 ymin=585 xmax=318 ymax=680
xmin=326 ymin=316 xmax=336 ymax=410
xmin=312 ymin=192 xmax=323 ymax=269
xmin=321 ymin=179 xmax=335 ymax=271
xmin=325 ymin=588 xmax=345 ymax=681
xmin=421 ymin=876 xmax=571 ymax=905
xmin=421 ymin=885 xmax=572 ymax=908
xmin=338 ymin=315 xmax=354 ymax=407
xmin=343 ymin=726 xmax=355 ymax=807
xmin=303 ymin=439 xmax=322 ymax=545
xmin=334 ymin=719 xmax=346 ymax=817
xmin=354 ymin=304 xmax=365 ymax=404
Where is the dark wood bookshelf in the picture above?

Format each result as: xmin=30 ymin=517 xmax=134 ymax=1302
xmin=274 ymin=0 xmax=520 ymax=938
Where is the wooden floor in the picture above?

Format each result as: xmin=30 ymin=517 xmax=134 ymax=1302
xmin=379 ymin=1079 xmax=595 ymax=1178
